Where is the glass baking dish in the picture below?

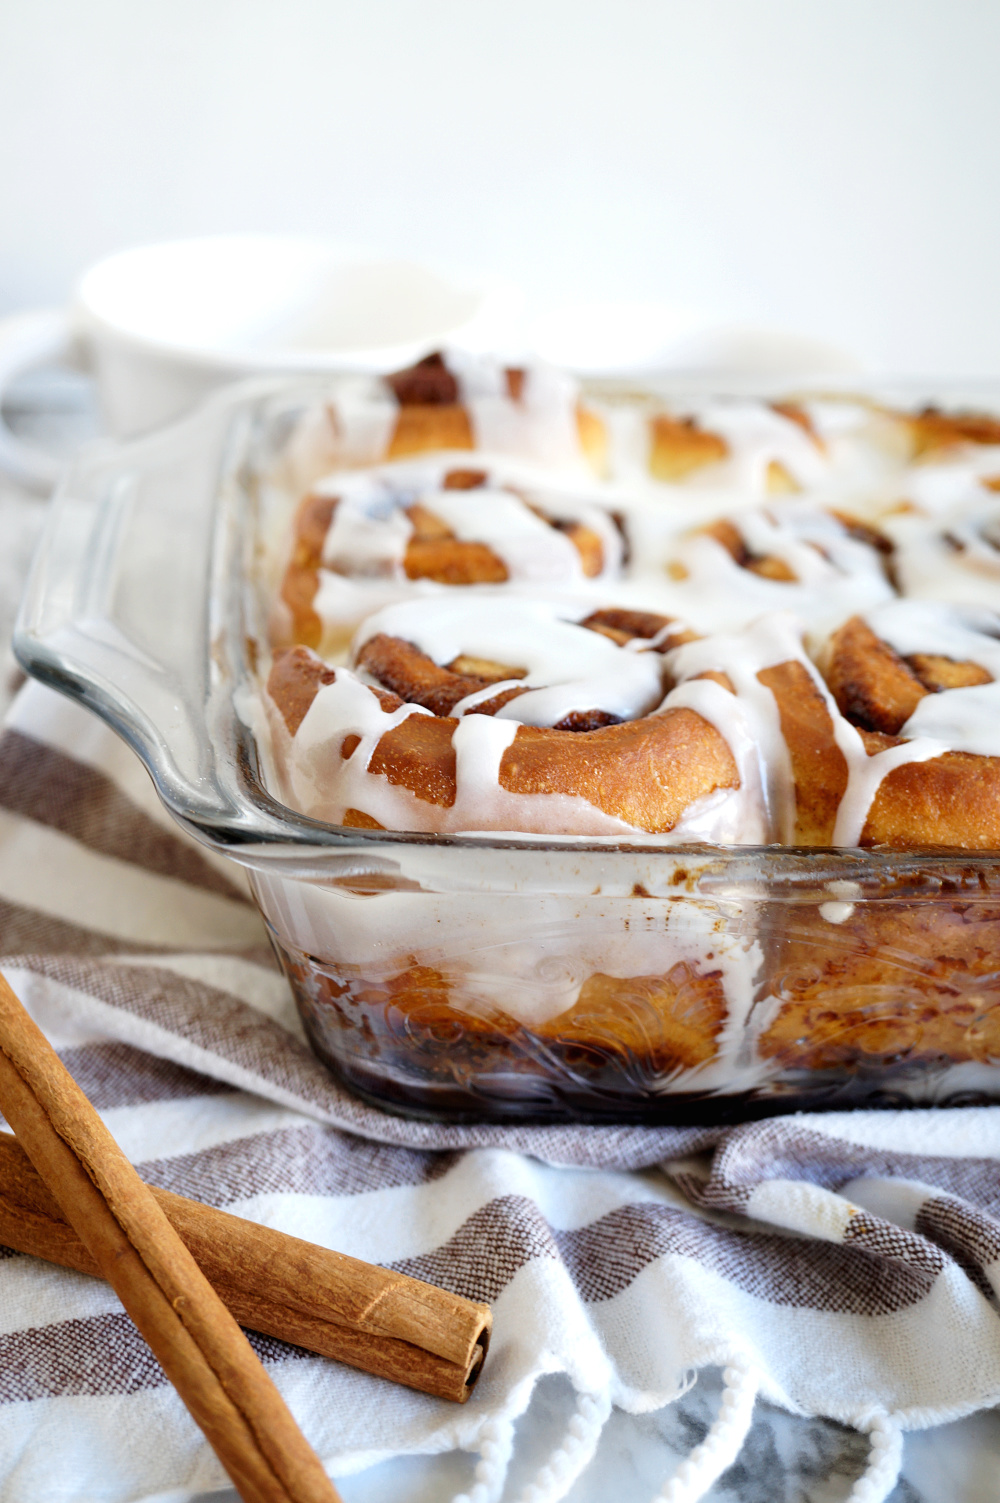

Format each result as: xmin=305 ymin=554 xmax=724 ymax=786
xmin=15 ymin=376 xmax=1000 ymax=1124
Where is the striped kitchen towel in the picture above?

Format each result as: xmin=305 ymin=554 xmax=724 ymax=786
xmin=2 ymin=678 xmax=1000 ymax=1503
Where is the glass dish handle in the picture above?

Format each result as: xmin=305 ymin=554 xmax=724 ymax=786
xmin=10 ymin=389 xmax=293 ymax=845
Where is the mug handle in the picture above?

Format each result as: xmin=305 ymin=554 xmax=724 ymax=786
xmin=0 ymin=309 xmax=77 ymax=492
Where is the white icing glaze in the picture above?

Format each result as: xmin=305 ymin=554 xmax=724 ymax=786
xmin=302 ymin=453 xmax=625 ymax=648
xmin=898 ymin=457 xmax=1000 ymax=515
xmin=277 ymin=664 xmax=638 ymax=836
xmin=281 ymin=381 xmax=399 ymax=489
xmin=265 ymin=385 xmax=1000 ymax=850
xmin=322 ymin=497 xmax=413 ymax=576
xmin=412 ymin=489 xmax=583 ymax=582
xmin=887 ymin=496 xmax=1000 ymax=609
xmin=819 ymin=879 xmax=862 ymax=925
xmin=445 ymin=350 xmax=589 ymax=469
xmin=861 ymin=598 xmax=1000 ymax=759
xmin=353 ymin=595 xmax=667 ymax=726
xmin=624 ymin=502 xmax=895 ymax=637
xmin=665 ymin=612 xmax=807 ymax=842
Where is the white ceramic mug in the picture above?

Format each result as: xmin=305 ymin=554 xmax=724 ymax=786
xmin=0 ymin=236 xmax=521 ymax=490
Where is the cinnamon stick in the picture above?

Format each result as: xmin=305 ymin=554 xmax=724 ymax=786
xmin=0 ymin=972 xmax=341 ymax=1503
xmin=0 ymin=1130 xmax=490 ymax=1402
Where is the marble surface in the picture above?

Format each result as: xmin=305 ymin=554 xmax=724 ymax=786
xmin=4 ymin=379 xmax=1000 ymax=1503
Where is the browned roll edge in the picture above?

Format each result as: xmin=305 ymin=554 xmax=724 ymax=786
xmin=268 ymin=645 xmax=740 ymax=834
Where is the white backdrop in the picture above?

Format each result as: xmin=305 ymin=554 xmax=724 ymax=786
xmin=2 ymin=0 xmax=999 ymax=375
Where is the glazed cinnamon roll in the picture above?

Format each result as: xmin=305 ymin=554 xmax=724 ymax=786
xmin=757 ymin=602 xmax=1000 ymax=1072
xmin=275 ymin=455 xmax=626 ymax=653
xmin=264 ymin=596 xmax=769 ymax=840
xmin=661 ymin=611 xmax=841 ymax=846
xmin=885 ymin=495 xmax=1000 ymax=608
xmin=813 ymin=600 xmax=1000 ymax=847
xmin=280 ymin=351 xmax=607 ymax=486
xmin=895 ymin=404 xmax=1000 ymax=460
xmin=660 ymin=599 xmax=1000 ymax=849
xmin=627 ymin=502 xmax=897 ymax=635
xmin=636 ymin=399 xmax=828 ymax=493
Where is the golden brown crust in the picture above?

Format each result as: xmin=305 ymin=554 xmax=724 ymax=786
xmin=447 ymin=655 xmax=527 ymax=682
xmin=538 ymin=964 xmax=725 ymax=1068
xmin=704 ymin=519 xmax=798 ymax=581
xmin=271 ymin=638 xmax=739 ymax=833
xmin=902 ymin=405 xmax=1000 ymax=457
xmin=403 ymin=503 xmax=453 ymax=541
xmin=497 ymin=708 xmax=738 ymax=831
xmin=441 ymin=468 xmax=488 ymax=490
xmin=387 ymin=405 xmax=476 ymax=459
xmin=381 ymin=354 xmax=606 ymax=473
xmin=267 ymin=645 xmax=342 ymax=735
xmin=342 ymin=809 xmax=386 ymax=830
xmin=825 ymin=617 xmax=994 ymax=732
xmin=554 ymin=521 xmax=604 ymax=578
xmin=368 ymin=715 xmax=458 ymax=808
xmin=824 ymin=616 xmax=929 ymax=734
xmin=385 ymin=352 xmax=460 ymax=406
xmin=906 ymin=654 xmax=992 ymax=693
xmin=357 ymin=634 xmax=526 ymax=718
xmin=648 ymin=413 xmax=728 ymax=482
xmin=647 ymin=403 xmax=818 ymax=491
xmin=756 ymin=660 xmax=849 ymax=844
xmin=400 ymin=499 xmax=607 ymax=584
xmin=758 ymin=643 xmax=1000 ymax=847
xmin=575 ymin=404 xmax=609 ymax=477
xmin=578 ymin=607 xmax=689 ymax=648
xmin=386 ymin=400 xmax=604 ymax=470
xmin=770 ymin=401 xmax=823 ymax=448
xmin=401 ymin=500 xmax=514 ymax=584
xmin=278 ymin=493 xmax=338 ymax=649
xmin=863 ymin=745 xmax=1000 ymax=848
xmin=403 ymin=538 xmax=509 ymax=584
xmin=764 ymin=460 xmax=801 ymax=495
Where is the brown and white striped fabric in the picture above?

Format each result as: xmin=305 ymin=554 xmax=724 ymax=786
xmin=3 ymin=680 xmax=1000 ymax=1503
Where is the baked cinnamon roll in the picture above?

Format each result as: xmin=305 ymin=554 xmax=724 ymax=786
xmin=757 ymin=602 xmax=1000 ymax=1071
xmin=264 ymin=596 xmax=769 ymax=840
xmin=661 ymin=600 xmax=1000 ymax=849
xmin=885 ymin=495 xmax=1000 ymax=609
xmin=813 ymin=600 xmax=1000 ymax=847
xmin=629 ymin=502 xmax=897 ymax=635
xmin=662 ymin=611 xmax=841 ymax=845
xmin=639 ymin=399 xmax=828 ymax=493
xmin=275 ymin=456 xmax=625 ymax=653
xmin=280 ymin=351 xmax=607 ymax=486
xmin=896 ymin=404 xmax=1000 ymax=460
xmin=289 ymin=950 xmax=730 ymax=1102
